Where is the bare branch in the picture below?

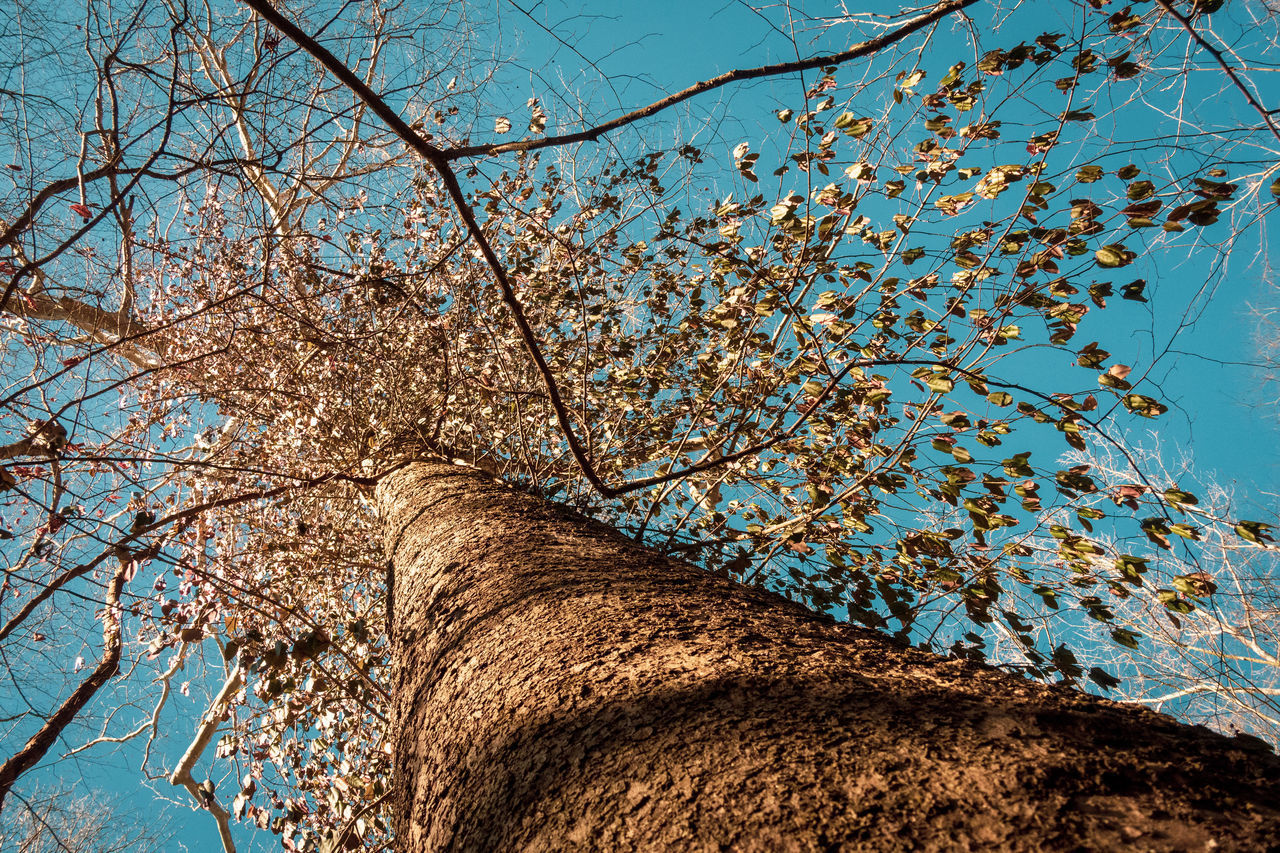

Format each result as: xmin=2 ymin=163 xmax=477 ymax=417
xmin=1152 ymin=0 xmax=1280 ymax=144
xmin=168 ymin=666 xmax=244 ymax=853
xmin=444 ymin=0 xmax=981 ymax=160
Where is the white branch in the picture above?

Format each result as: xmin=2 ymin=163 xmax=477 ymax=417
xmin=168 ymin=665 xmax=244 ymax=853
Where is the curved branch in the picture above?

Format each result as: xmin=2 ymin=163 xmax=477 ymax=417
xmin=444 ymin=0 xmax=981 ymax=160
xmin=240 ymin=0 xmax=613 ymax=494
xmin=0 ymin=557 xmax=128 ymax=812
xmin=241 ymin=0 xmax=979 ymax=498
xmin=4 ymin=291 xmax=158 ymax=368
xmin=0 ymin=165 xmax=129 ymax=252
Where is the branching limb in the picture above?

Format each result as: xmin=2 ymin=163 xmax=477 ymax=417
xmin=240 ymin=0 xmax=613 ymax=494
xmin=63 ymin=645 xmax=188 ymax=760
xmin=3 ymin=289 xmax=158 ymax=368
xmin=168 ymin=666 xmax=244 ymax=853
xmin=242 ymin=0 xmax=979 ymax=499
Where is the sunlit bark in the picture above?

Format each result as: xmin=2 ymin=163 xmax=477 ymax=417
xmin=380 ymin=462 xmax=1280 ymax=851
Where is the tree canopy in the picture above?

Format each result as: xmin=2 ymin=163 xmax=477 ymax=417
xmin=0 ymin=0 xmax=1277 ymax=848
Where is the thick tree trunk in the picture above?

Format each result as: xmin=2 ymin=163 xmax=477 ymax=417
xmin=378 ymin=462 xmax=1280 ymax=852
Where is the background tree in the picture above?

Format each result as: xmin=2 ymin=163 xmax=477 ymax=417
xmin=1047 ymin=437 xmax=1280 ymax=741
xmin=0 ymin=787 xmax=170 ymax=853
xmin=1 ymin=0 xmax=1278 ymax=848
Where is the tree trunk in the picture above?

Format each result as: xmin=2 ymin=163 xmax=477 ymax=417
xmin=378 ymin=462 xmax=1280 ymax=852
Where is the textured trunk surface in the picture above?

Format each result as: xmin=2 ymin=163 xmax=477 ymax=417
xmin=378 ymin=463 xmax=1280 ymax=852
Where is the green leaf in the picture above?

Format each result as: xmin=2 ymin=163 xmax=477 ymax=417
xmin=1163 ymin=488 xmax=1198 ymax=508
xmin=1173 ymin=573 xmax=1217 ymax=597
xmin=1088 ymin=667 xmax=1121 ymax=690
xmin=802 ymin=379 xmax=826 ymax=397
xmin=1109 ymin=11 xmax=1142 ymax=33
xmin=1122 ymin=394 xmax=1167 ymax=418
xmin=1002 ymin=452 xmax=1033 ymax=477
xmin=1126 ymin=180 xmax=1155 ymax=200
xmin=1110 ymin=627 xmax=1141 ymax=649
xmin=926 ymin=374 xmax=955 ymax=394
xmin=1076 ymin=165 xmax=1104 ymax=183
xmin=1075 ymin=342 xmax=1109 ymax=368
xmin=1095 ymin=244 xmax=1136 ymax=268
xmin=925 ymin=115 xmax=951 ymax=133
xmin=987 ymin=391 xmax=1014 ymax=406
xmin=1158 ymin=589 xmax=1196 ymax=614
xmin=833 ymin=113 xmax=874 ymax=137
xmin=899 ymin=69 xmax=926 ymax=90
xmin=769 ymin=195 xmax=803 ymax=224
xmin=935 ymin=192 xmax=974 ymax=215
xmin=1115 ymin=555 xmax=1147 ymax=584
xmin=1141 ymin=518 xmax=1172 ymax=549
xmin=1234 ymin=520 xmax=1275 ymax=544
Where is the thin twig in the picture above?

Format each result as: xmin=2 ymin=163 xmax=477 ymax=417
xmin=1152 ymin=0 xmax=1280 ymax=143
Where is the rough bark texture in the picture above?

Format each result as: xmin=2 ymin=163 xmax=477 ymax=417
xmin=379 ymin=462 xmax=1280 ymax=852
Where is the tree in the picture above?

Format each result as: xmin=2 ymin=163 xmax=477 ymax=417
xmin=381 ymin=461 xmax=1280 ymax=850
xmin=1 ymin=0 xmax=1279 ymax=848
xmin=1054 ymin=437 xmax=1280 ymax=742
xmin=0 ymin=786 xmax=170 ymax=853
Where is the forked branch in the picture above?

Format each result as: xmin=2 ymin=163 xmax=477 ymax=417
xmin=240 ymin=0 xmax=979 ymax=497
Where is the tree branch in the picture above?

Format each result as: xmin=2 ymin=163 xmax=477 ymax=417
xmin=240 ymin=0 xmax=979 ymax=498
xmin=239 ymin=0 xmax=613 ymax=494
xmin=0 ymin=165 xmax=129 ymax=253
xmin=4 ymin=290 xmax=158 ymax=368
xmin=1152 ymin=0 xmax=1280 ymax=144
xmin=0 ymin=557 xmax=128 ymax=812
xmin=444 ymin=0 xmax=981 ymax=160
xmin=169 ymin=665 xmax=244 ymax=853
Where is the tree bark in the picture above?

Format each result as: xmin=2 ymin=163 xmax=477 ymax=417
xmin=378 ymin=462 xmax=1280 ymax=852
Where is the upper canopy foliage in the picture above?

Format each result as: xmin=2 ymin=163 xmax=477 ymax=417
xmin=0 ymin=0 xmax=1277 ymax=848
